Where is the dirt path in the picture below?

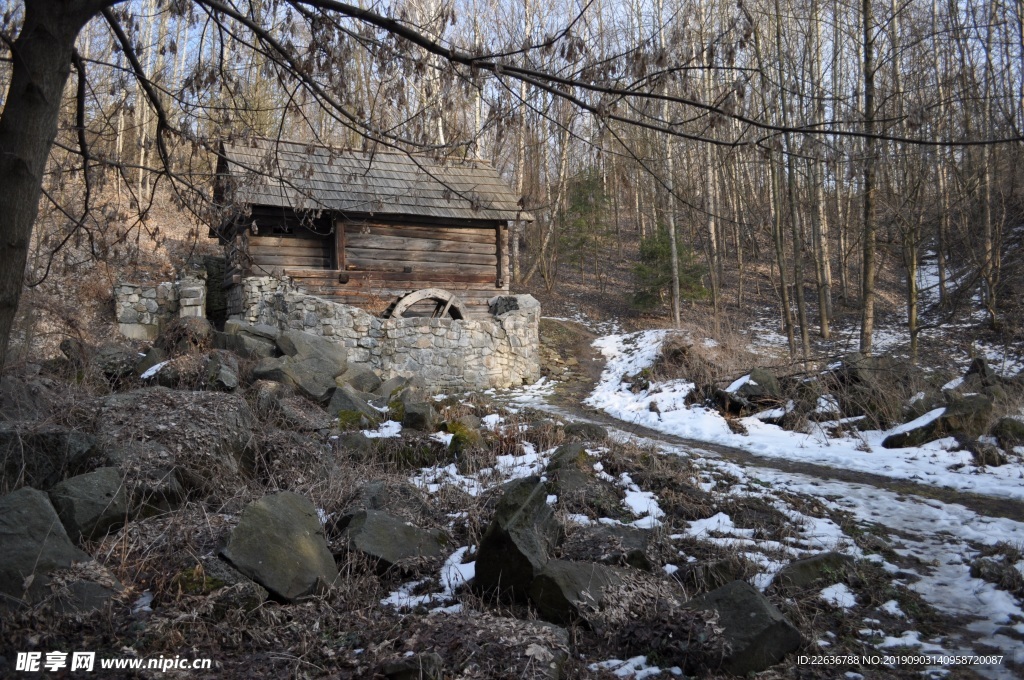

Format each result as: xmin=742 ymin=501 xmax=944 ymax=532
xmin=539 ymin=318 xmax=1024 ymax=523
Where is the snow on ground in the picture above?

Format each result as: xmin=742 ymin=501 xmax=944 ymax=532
xmin=585 ymin=330 xmax=1024 ymax=500
xmin=654 ymin=438 xmax=1024 ymax=678
xmin=362 ymin=420 xmax=402 ymax=438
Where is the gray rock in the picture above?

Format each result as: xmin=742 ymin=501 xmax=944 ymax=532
xmin=134 ymin=346 xmax=168 ymax=377
xmin=336 ymin=365 xmax=382 ymax=394
xmin=277 ymin=329 xmax=345 ymax=362
xmin=489 ymin=294 xmax=541 ymax=316
xmin=328 ymin=384 xmax=382 ymax=425
xmin=965 ymin=357 xmax=997 ymax=386
xmin=348 ymin=480 xmax=431 ymax=520
xmin=172 ymin=555 xmax=268 ymax=618
xmin=772 ymin=552 xmax=855 ymax=591
xmin=335 ymin=432 xmax=377 ymax=460
xmin=382 ymin=652 xmax=444 ymax=680
xmin=250 ymin=330 xmax=349 ymax=402
xmin=377 ymin=376 xmax=410 ymax=399
xmin=675 ymin=558 xmax=749 ymax=593
xmin=342 ymin=509 xmax=447 ymax=570
xmin=563 ymin=422 xmax=608 ymax=442
xmin=560 ymin=524 xmax=653 ymax=571
xmin=992 ymin=417 xmax=1024 ymax=449
xmin=225 ymin=319 xmax=280 ymax=341
xmin=742 ymin=368 xmax=781 ymax=400
xmin=51 ymin=578 xmax=122 ymax=614
xmin=215 ymin=330 xmax=277 ymax=359
xmin=683 ymin=580 xmax=802 ymax=675
xmin=883 ymin=393 xmax=993 ymax=448
xmin=93 ymin=344 xmax=138 ymax=383
xmin=253 ymin=336 xmax=347 ymax=402
xmin=96 ymin=388 xmax=253 ymax=483
xmin=0 ymin=488 xmax=90 ymax=608
xmin=402 ymin=401 xmax=438 ymax=431
xmin=475 ymin=476 xmax=562 ymax=598
xmin=456 ymin=414 xmax=482 ymax=431
xmin=205 ymin=351 xmax=239 ymax=391
xmin=0 ymin=425 xmax=100 ymax=490
xmin=47 ymin=467 xmax=128 ymax=544
xmin=221 ymin=492 xmax=338 ymax=602
xmin=488 ymin=296 xmax=522 ymax=316
xmin=546 ymin=442 xmax=593 ymax=472
xmin=529 ymin=559 xmax=624 ymax=625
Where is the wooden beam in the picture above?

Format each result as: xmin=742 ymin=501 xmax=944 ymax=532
xmin=495 ymin=223 xmax=505 ymax=288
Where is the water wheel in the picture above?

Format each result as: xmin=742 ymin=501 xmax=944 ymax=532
xmin=384 ymin=288 xmax=468 ymax=320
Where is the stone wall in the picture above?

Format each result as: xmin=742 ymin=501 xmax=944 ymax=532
xmin=114 ymin=270 xmax=208 ymax=341
xmin=114 ymin=282 xmax=178 ymax=340
xmin=236 ymin=276 xmax=540 ymax=390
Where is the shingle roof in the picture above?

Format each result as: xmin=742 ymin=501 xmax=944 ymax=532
xmin=219 ymin=139 xmax=532 ymax=222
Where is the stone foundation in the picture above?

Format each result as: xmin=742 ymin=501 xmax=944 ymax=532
xmin=237 ymin=277 xmax=540 ymax=390
xmin=115 ymin=269 xmax=208 ymax=340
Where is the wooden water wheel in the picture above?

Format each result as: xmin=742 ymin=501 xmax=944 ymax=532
xmin=384 ymin=288 xmax=468 ymax=320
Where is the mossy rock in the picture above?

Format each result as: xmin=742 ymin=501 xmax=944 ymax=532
xmin=992 ymin=417 xmax=1024 ymax=449
xmin=338 ymin=409 xmax=377 ymax=431
xmin=172 ymin=564 xmax=226 ymax=596
xmin=444 ymin=421 xmax=483 ymax=453
xmin=546 ymin=442 xmax=593 ymax=472
xmin=387 ymin=398 xmax=405 ymax=423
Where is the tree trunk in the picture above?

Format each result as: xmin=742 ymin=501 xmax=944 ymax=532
xmin=0 ymin=0 xmax=101 ymax=372
xmin=859 ymin=0 xmax=877 ymax=355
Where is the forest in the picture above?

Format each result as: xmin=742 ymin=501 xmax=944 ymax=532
xmin=2 ymin=0 xmax=1023 ymax=367
xmin=4 ymin=1 xmax=1024 ymax=677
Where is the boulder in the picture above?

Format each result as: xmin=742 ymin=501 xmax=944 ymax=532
xmin=0 ymin=488 xmax=90 ymax=608
xmin=336 ymin=365 xmax=382 ymax=395
xmin=378 ymin=376 xmax=411 ymax=399
xmin=675 ymin=558 xmax=748 ymax=593
xmin=252 ymin=330 xmax=348 ymax=402
xmin=475 ymin=477 xmax=562 ymax=599
xmin=882 ymin=393 xmax=993 ymax=448
xmin=205 ymin=351 xmax=239 ymax=391
xmin=489 ymin=294 xmax=540 ymax=316
xmin=562 ymin=423 xmax=608 ymax=442
xmin=334 ymin=432 xmax=378 ymax=461
xmin=717 ymin=368 xmax=782 ymax=414
xmin=402 ymin=400 xmax=438 ymax=431
xmin=529 ymin=559 xmax=671 ymax=628
xmin=546 ymin=442 xmax=592 ymax=472
xmin=96 ymin=388 xmax=254 ymax=487
xmin=327 ymin=385 xmax=381 ymax=428
xmin=347 ymin=480 xmax=432 ymax=521
xmin=560 ymin=524 xmax=653 ymax=571
xmin=992 ymin=417 xmax=1024 ymax=449
xmin=225 ymin=319 xmax=281 ymax=340
xmin=0 ymin=424 xmax=100 ymax=490
xmin=529 ymin=560 xmax=623 ymax=625
xmin=47 ymin=467 xmax=128 ymax=544
xmin=342 ymin=510 xmax=447 ymax=570
xmin=772 ymin=552 xmax=855 ymax=592
xmin=172 ymin=556 xmax=267 ymax=618
xmin=965 ymin=357 xmax=998 ymax=386
xmin=221 ymin=491 xmax=338 ymax=602
xmin=216 ymin=321 xmax=279 ymax=359
xmin=93 ymin=343 xmax=138 ymax=383
xmin=134 ymin=346 xmax=168 ymax=378
xmin=683 ymin=580 xmax=802 ymax=675
xmin=489 ymin=296 xmax=523 ymax=316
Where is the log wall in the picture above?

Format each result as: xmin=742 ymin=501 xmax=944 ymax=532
xmin=229 ymin=208 xmax=511 ymax=317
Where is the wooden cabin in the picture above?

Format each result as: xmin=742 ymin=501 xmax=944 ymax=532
xmin=213 ymin=139 xmax=532 ymax=318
